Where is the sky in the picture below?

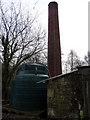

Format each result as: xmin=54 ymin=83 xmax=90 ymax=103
xmin=88 ymin=1 xmax=90 ymax=53
xmin=2 ymin=0 xmax=89 ymax=60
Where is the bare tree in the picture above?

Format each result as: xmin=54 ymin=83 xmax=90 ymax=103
xmin=31 ymin=50 xmax=48 ymax=64
xmin=63 ymin=50 xmax=82 ymax=73
xmin=0 ymin=2 xmax=47 ymax=99
xmin=84 ymin=51 xmax=90 ymax=66
xmin=88 ymin=51 xmax=90 ymax=65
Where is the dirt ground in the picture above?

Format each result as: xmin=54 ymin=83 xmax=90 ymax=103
xmin=2 ymin=103 xmax=47 ymax=120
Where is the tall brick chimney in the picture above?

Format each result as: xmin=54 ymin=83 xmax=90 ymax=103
xmin=48 ymin=1 xmax=62 ymax=77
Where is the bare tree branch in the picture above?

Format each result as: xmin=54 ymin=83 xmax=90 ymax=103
xmin=0 ymin=1 xmax=47 ymax=99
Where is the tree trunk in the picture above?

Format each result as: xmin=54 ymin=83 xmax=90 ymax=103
xmin=2 ymin=64 xmax=10 ymax=101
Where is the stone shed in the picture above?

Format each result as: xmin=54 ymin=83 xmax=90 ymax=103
xmin=40 ymin=66 xmax=90 ymax=119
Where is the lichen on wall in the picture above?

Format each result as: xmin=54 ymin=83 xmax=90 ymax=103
xmin=47 ymin=68 xmax=89 ymax=119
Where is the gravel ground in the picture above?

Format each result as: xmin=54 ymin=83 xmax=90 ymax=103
xmin=2 ymin=104 xmax=45 ymax=120
xmin=2 ymin=113 xmax=37 ymax=120
xmin=2 ymin=109 xmax=40 ymax=120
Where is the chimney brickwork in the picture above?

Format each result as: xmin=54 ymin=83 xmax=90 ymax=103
xmin=48 ymin=1 xmax=62 ymax=77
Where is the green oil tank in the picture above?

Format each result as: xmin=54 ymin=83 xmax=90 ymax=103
xmin=10 ymin=62 xmax=49 ymax=111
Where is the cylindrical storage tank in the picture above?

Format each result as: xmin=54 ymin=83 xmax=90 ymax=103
xmin=10 ymin=62 xmax=49 ymax=111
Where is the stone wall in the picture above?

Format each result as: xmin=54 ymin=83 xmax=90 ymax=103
xmin=79 ymin=66 xmax=90 ymax=118
xmin=47 ymin=66 xmax=90 ymax=119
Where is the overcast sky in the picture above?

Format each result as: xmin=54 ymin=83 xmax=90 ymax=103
xmin=2 ymin=0 xmax=89 ymax=60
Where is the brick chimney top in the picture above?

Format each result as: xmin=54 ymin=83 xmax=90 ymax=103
xmin=48 ymin=1 xmax=58 ymax=7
